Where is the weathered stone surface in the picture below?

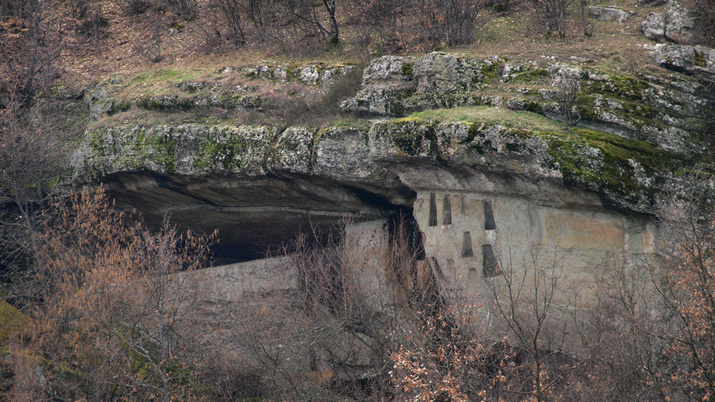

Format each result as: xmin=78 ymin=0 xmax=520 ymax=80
xmin=588 ymin=6 xmax=632 ymax=22
xmin=341 ymin=55 xmax=416 ymax=116
xmin=413 ymin=52 xmax=482 ymax=94
xmin=665 ymin=0 xmax=697 ymax=44
xmin=342 ymin=53 xmax=711 ymax=155
xmin=650 ymin=43 xmax=715 ymax=74
xmin=84 ymin=88 xmax=112 ymax=121
xmin=183 ymin=256 xmax=297 ymax=302
xmin=73 ymin=50 xmax=715 ymax=263
xmin=414 ymin=190 xmax=657 ymax=304
xmin=641 ymin=0 xmax=699 ymax=44
xmin=642 ymin=12 xmax=666 ymax=41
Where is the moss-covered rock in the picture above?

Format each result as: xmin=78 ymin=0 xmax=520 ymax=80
xmin=343 ymin=53 xmax=712 ymax=156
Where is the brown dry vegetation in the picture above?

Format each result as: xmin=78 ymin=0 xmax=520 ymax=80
xmin=2 ymin=0 xmax=677 ymax=97
xmin=3 ymin=0 xmax=715 ymax=400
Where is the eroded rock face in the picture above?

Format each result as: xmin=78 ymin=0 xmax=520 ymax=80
xmin=641 ymin=0 xmax=698 ymax=44
xmin=413 ymin=189 xmax=657 ymax=305
xmin=341 ymin=52 xmax=712 ymax=155
xmin=649 ymin=43 xmax=715 ymax=74
xmin=642 ymin=12 xmax=666 ymax=41
xmin=74 ymin=51 xmax=714 ymax=265
xmin=75 ymin=113 xmax=695 ymax=260
xmin=665 ymin=0 xmax=697 ymax=44
xmin=74 ymin=124 xmax=414 ymax=260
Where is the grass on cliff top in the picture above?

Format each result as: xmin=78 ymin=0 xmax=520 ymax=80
xmin=409 ymin=105 xmax=672 ymax=167
xmin=410 ymin=106 xmax=567 ymax=132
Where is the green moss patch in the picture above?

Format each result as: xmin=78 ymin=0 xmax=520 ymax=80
xmin=695 ymin=50 xmax=707 ymax=67
xmin=583 ymin=73 xmax=649 ymax=103
xmin=195 ymin=132 xmax=248 ymax=170
xmin=406 ymin=105 xmax=688 ymax=207
xmin=410 ymin=106 xmax=566 ymax=132
xmin=506 ymin=66 xmax=550 ymax=83
xmin=129 ymin=69 xmax=194 ymax=86
xmin=372 ymin=117 xmax=440 ymax=156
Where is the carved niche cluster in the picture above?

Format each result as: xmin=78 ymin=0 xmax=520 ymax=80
xmin=421 ymin=192 xmax=502 ymax=294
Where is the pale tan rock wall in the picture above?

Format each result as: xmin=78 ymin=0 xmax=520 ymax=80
xmin=413 ymin=190 xmax=657 ymax=306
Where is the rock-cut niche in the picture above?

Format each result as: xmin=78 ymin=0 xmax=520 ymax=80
xmin=461 ymin=231 xmax=474 ymax=257
xmin=429 ymin=193 xmax=438 ymax=226
xmin=482 ymin=244 xmax=500 ymax=277
xmin=442 ymin=195 xmax=452 ymax=225
xmin=484 ymin=200 xmax=496 ymax=230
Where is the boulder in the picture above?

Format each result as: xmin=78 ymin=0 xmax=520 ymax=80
xmin=588 ymin=6 xmax=632 ymax=23
xmin=665 ymin=0 xmax=696 ymax=44
xmin=412 ymin=52 xmax=481 ymax=94
xmin=650 ymin=43 xmax=715 ymax=74
xmin=84 ymin=88 xmax=112 ymax=121
xmin=340 ymin=55 xmax=416 ymax=116
xmin=641 ymin=1 xmax=698 ymax=44
xmin=642 ymin=12 xmax=666 ymax=41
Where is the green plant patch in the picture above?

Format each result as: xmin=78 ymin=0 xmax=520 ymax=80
xmin=406 ymin=105 xmax=687 ymax=204
xmin=195 ymin=131 xmax=249 ymax=170
xmin=695 ymin=50 xmax=707 ymax=67
xmin=0 ymin=301 xmax=29 ymax=343
xmin=507 ymin=67 xmax=550 ymax=83
xmin=410 ymin=106 xmax=566 ymax=132
xmin=129 ymin=69 xmax=193 ymax=86
xmin=372 ymin=117 xmax=439 ymax=156
xmin=583 ymin=73 xmax=649 ymax=102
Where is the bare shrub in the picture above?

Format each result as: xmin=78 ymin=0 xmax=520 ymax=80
xmin=133 ymin=25 xmax=164 ymax=63
xmin=648 ymin=188 xmax=715 ymax=399
xmin=164 ymin=0 xmax=197 ymax=21
xmin=551 ymin=69 xmax=581 ymax=125
xmin=578 ymin=253 xmax=665 ymax=400
xmin=213 ymin=0 xmax=247 ymax=45
xmin=0 ymin=0 xmax=64 ymax=111
xmin=691 ymin=0 xmax=715 ymax=47
xmin=575 ymin=183 xmax=715 ymax=400
xmin=110 ymin=0 xmax=153 ymax=15
xmin=9 ymin=188 xmax=217 ymax=400
xmin=488 ymin=243 xmax=572 ymax=401
xmin=527 ymin=0 xmax=576 ymax=38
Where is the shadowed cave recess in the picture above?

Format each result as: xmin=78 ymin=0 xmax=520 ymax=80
xmin=99 ymin=171 xmax=417 ymax=263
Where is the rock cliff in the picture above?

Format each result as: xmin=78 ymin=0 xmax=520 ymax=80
xmin=72 ymin=13 xmax=715 ymax=268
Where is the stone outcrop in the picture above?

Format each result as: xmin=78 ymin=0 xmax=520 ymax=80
xmin=649 ymin=43 xmax=715 ymax=74
xmin=343 ymin=52 xmax=712 ymax=155
xmin=83 ymin=62 xmax=356 ymax=121
xmin=641 ymin=0 xmax=698 ymax=44
xmin=642 ymin=12 xmax=667 ymax=41
xmin=73 ymin=50 xmax=715 ymax=262
xmin=74 ymin=112 xmax=697 ymax=260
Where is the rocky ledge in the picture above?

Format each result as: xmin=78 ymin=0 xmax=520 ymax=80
xmin=73 ymin=109 xmax=701 ymax=259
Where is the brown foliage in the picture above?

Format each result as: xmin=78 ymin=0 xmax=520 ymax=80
xmin=8 ymin=188 xmax=216 ymax=400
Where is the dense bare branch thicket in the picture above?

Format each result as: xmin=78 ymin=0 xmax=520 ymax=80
xmin=574 ymin=184 xmax=715 ymax=401
xmin=210 ymin=0 xmax=489 ymax=52
xmin=0 ymin=0 xmax=64 ymax=112
xmin=7 ymin=188 xmax=217 ymax=400
xmin=526 ymin=0 xmax=575 ymax=38
xmin=649 ymin=190 xmax=715 ymax=399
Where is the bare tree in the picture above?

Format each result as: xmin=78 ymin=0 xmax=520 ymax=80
xmin=489 ymin=243 xmax=574 ymax=401
xmin=648 ymin=189 xmax=715 ymax=399
xmin=527 ymin=0 xmax=575 ymax=38
xmin=10 ymin=188 xmax=217 ymax=400
xmin=0 ymin=0 xmax=64 ymax=111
